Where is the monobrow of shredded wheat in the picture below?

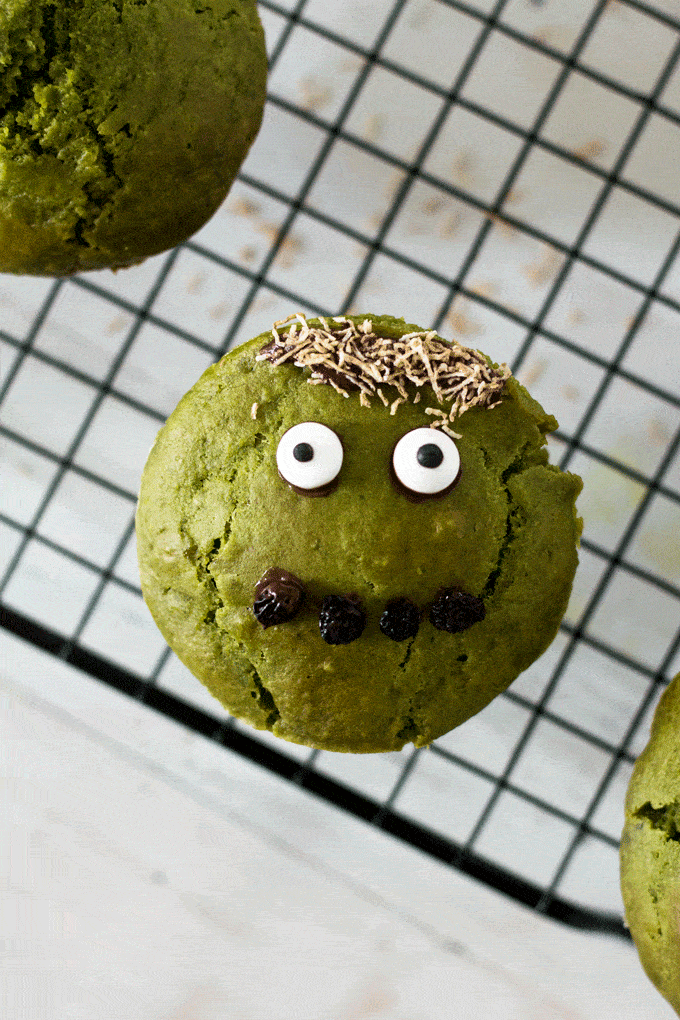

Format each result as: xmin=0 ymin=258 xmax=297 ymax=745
xmin=256 ymin=314 xmax=510 ymax=436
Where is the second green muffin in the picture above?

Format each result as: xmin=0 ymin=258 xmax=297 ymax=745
xmin=0 ymin=0 xmax=266 ymax=275
xmin=621 ymin=671 xmax=680 ymax=1017
xmin=137 ymin=314 xmax=583 ymax=753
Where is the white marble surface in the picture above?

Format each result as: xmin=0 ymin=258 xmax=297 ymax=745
xmin=3 ymin=632 xmax=674 ymax=1020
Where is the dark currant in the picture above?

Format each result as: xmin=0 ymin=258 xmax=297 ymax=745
xmin=319 ymin=594 xmax=366 ymax=644
xmin=379 ymin=598 xmax=420 ymax=641
xmin=430 ymin=587 xmax=485 ymax=634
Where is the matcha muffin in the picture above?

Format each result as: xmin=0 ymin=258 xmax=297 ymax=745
xmin=136 ymin=313 xmax=583 ymax=753
xmin=0 ymin=0 xmax=266 ymax=275
xmin=620 ymin=672 xmax=680 ymax=1016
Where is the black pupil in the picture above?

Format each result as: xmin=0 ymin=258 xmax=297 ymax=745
xmin=417 ymin=443 xmax=444 ymax=468
xmin=293 ymin=442 xmax=314 ymax=462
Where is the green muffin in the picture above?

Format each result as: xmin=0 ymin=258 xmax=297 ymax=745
xmin=620 ymin=671 xmax=680 ymax=1017
xmin=0 ymin=0 xmax=266 ymax=275
xmin=136 ymin=313 xmax=583 ymax=753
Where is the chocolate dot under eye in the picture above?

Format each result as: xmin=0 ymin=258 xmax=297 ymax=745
xmin=416 ymin=443 xmax=444 ymax=468
xmin=293 ymin=442 xmax=314 ymax=462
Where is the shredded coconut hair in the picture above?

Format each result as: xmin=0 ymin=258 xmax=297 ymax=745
xmin=256 ymin=313 xmax=511 ymax=437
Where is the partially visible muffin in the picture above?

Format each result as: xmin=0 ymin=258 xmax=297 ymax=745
xmin=621 ymin=672 xmax=680 ymax=1017
xmin=0 ymin=0 xmax=266 ymax=275
xmin=136 ymin=313 xmax=583 ymax=753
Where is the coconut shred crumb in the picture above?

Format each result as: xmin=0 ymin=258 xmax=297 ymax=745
xmin=256 ymin=313 xmax=510 ymax=430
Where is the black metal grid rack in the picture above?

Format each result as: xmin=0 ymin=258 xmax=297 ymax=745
xmin=2 ymin=0 xmax=680 ymax=937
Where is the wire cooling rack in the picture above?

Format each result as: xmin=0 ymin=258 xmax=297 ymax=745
xmin=2 ymin=0 xmax=680 ymax=937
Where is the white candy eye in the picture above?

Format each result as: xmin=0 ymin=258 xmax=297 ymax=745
xmin=392 ymin=428 xmax=461 ymax=496
xmin=276 ymin=422 xmax=343 ymax=492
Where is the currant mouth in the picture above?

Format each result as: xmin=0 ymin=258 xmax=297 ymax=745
xmin=252 ymin=568 xmax=485 ymax=644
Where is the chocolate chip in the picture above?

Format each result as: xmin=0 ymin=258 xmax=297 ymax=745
xmin=254 ymin=567 xmax=305 ymax=628
xmin=319 ymin=594 xmax=366 ymax=644
xmin=380 ymin=598 xmax=420 ymax=641
xmin=430 ymin=587 xmax=485 ymax=634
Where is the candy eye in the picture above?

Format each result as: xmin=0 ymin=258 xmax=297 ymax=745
xmin=276 ymin=422 xmax=343 ymax=492
xmin=392 ymin=427 xmax=461 ymax=497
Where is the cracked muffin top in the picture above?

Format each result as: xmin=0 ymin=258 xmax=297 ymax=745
xmin=620 ymin=672 xmax=680 ymax=1017
xmin=0 ymin=0 xmax=266 ymax=275
xmin=136 ymin=314 xmax=583 ymax=753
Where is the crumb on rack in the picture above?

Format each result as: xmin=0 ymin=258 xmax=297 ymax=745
xmin=299 ymin=75 xmax=334 ymax=112
xmin=572 ymin=139 xmax=607 ymax=162
xmin=239 ymin=245 xmax=258 ymax=264
xmin=518 ymin=359 xmax=547 ymax=388
xmin=451 ymin=149 xmax=474 ymax=186
xmin=446 ymin=303 xmax=481 ymax=337
xmin=468 ymin=279 xmax=498 ymax=300
xmin=229 ymin=196 xmax=261 ymax=218
xmin=421 ymin=195 xmax=447 ymax=217
xmin=258 ymin=224 xmax=304 ymax=269
xmin=256 ymin=313 xmax=510 ymax=426
xmin=185 ymin=272 xmax=206 ymax=295
xmin=523 ymin=247 xmax=564 ymax=288
xmin=210 ymin=302 xmax=229 ymax=321
xmin=106 ymin=314 xmax=128 ymax=334
xmin=504 ymin=187 xmax=524 ymax=206
xmin=483 ymin=210 xmax=517 ymax=238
